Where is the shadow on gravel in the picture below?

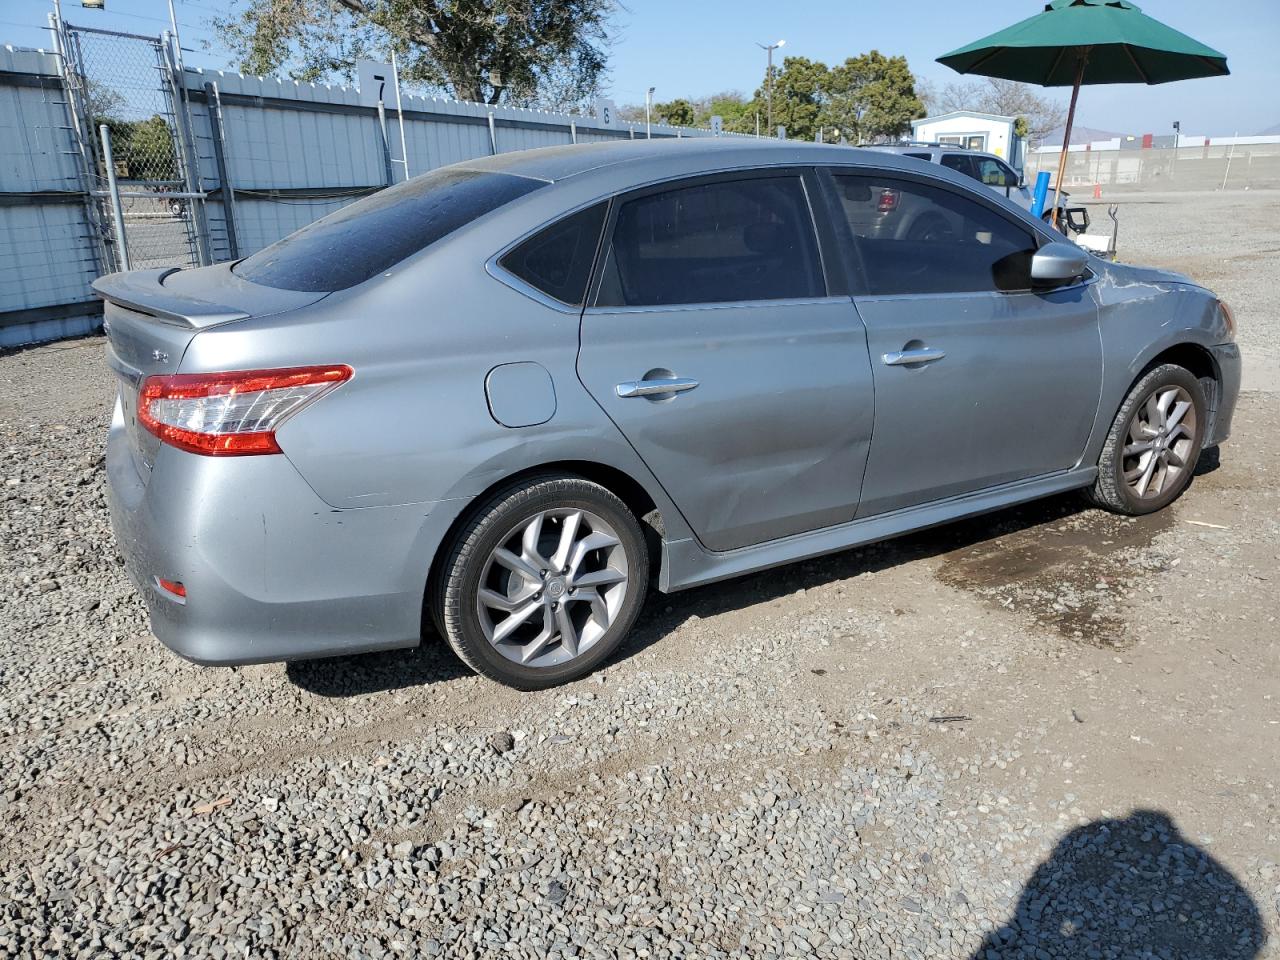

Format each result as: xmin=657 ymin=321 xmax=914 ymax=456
xmin=972 ymin=810 xmax=1264 ymax=960
xmin=623 ymin=445 xmax=1223 ymax=657
xmin=621 ymin=491 xmax=1095 ymax=659
xmin=286 ymin=638 xmax=468 ymax=697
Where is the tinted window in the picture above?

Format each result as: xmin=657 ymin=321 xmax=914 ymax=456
xmin=940 ymin=154 xmax=977 ymax=179
xmin=596 ymin=176 xmax=823 ymax=307
xmin=499 ymin=203 xmax=606 ymax=305
xmin=903 ymin=152 xmax=933 ymax=161
xmin=833 ymin=174 xmax=1037 ymax=296
xmin=975 ymin=157 xmax=1018 ymax=187
xmin=235 ymin=168 xmax=546 ymax=292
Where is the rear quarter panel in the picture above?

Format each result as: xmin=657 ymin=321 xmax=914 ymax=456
xmin=176 ymin=201 xmax=694 ymax=542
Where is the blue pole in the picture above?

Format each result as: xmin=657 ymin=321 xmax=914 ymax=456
xmin=1029 ymin=171 xmax=1051 ymax=219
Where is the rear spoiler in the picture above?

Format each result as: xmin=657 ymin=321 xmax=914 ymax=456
xmin=92 ymin=268 xmax=250 ymax=329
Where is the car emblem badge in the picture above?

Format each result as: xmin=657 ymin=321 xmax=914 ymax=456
xmin=151 ymin=349 xmax=169 ymax=363
xmin=547 ymin=579 xmax=566 ymax=599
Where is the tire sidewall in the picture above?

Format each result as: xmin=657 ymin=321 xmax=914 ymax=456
xmin=1109 ymin=365 xmax=1206 ymax=515
xmin=441 ymin=480 xmax=648 ymax=689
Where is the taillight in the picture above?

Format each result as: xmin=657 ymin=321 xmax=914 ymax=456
xmin=877 ymin=189 xmax=899 ymax=212
xmin=137 ymin=365 xmax=352 ymax=456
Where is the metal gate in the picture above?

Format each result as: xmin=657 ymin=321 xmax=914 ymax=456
xmin=56 ymin=20 xmax=207 ymax=273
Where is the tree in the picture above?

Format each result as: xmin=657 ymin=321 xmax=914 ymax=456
xmin=697 ymin=91 xmax=757 ymax=134
xmin=754 ymin=55 xmax=828 ymax=141
xmin=654 ymin=98 xmax=695 ymax=127
xmin=745 ymin=52 xmax=922 ymax=143
xmin=936 ymin=77 xmax=1065 ymax=145
xmin=820 ymin=51 xmax=923 ymax=143
xmin=213 ymin=0 xmax=613 ymax=109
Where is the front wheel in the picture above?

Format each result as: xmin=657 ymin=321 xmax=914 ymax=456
xmin=1089 ymin=364 xmax=1206 ymax=515
xmin=434 ymin=476 xmax=649 ymax=690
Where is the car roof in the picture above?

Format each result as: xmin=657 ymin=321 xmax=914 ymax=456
xmin=456 ymin=137 xmax=949 ymax=184
xmin=863 ymin=144 xmax=1012 ymax=164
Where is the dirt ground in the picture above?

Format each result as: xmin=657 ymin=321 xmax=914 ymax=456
xmin=1 ymin=191 xmax=1277 ymax=959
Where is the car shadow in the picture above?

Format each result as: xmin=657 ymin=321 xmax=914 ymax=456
xmin=287 ymin=449 xmax=1220 ymax=696
xmin=617 ymin=489 xmax=1094 ymax=662
xmin=618 ymin=444 xmax=1222 ymax=665
xmin=972 ymin=810 xmax=1264 ymax=959
xmin=286 ymin=638 xmax=469 ymax=697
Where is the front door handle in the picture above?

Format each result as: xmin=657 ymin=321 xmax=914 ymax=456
xmin=615 ymin=377 xmax=699 ymax=399
xmin=882 ymin=347 xmax=946 ymax=366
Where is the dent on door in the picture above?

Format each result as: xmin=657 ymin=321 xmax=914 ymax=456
xmin=578 ymin=300 xmax=876 ymax=552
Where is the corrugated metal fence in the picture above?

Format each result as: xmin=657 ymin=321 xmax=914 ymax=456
xmin=0 ymin=35 xmax=734 ymax=348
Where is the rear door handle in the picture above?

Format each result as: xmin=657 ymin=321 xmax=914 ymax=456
xmin=615 ymin=377 xmax=699 ymax=399
xmin=882 ymin=347 xmax=946 ymax=366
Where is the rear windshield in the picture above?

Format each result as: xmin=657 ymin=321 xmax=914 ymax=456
xmin=234 ymin=168 xmax=546 ymax=292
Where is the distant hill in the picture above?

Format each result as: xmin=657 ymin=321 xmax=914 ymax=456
xmin=1041 ymin=124 xmax=1126 ymax=147
xmin=1259 ymin=122 xmax=1280 ymax=136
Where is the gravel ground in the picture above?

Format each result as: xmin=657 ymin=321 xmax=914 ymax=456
xmin=1 ymin=192 xmax=1277 ymax=959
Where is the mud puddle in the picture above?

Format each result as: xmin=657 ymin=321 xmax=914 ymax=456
xmin=935 ymin=503 xmax=1174 ymax=646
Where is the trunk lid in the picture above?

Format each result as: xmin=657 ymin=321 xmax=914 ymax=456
xmin=95 ymin=264 xmax=326 ymax=475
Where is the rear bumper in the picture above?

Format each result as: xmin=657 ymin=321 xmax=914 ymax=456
xmin=106 ymin=400 xmax=457 ymax=665
xmin=1208 ymin=341 xmax=1241 ymax=446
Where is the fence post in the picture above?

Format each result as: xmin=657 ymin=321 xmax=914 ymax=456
xmin=487 ymin=111 xmax=498 ymax=154
xmin=376 ymin=101 xmax=394 ymax=185
xmin=570 ymin=121 xmax=577 ymax=145
xmin=50 ymin=12 xmax=110 ymax=279
xmin=390 ymin=50 xmax=410 ymax=180
xmin=99 ymin=124 xmax=130 ymax=272
xmin=205 ymin=82 xmax=240 ymax=260
xmin=162 ymin=31 xmax=211 ymax=266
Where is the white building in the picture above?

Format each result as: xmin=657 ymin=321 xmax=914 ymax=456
xmin=910 ymin=111 xmax=1024 ymax=167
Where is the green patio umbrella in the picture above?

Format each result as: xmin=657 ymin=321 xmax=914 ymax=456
xmin=938 ymin=0 xmax=1228 ymax=227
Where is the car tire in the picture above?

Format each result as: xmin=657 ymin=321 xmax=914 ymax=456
xmin=434 ymin=475 xmax=649 ymax=690
xmin=1088 ymin=363 xmax=1207 ymax=516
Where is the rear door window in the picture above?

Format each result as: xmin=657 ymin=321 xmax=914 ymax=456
xmin=940 ymin=154 xmax=978 ymax=180
xmin=595 ymin=175 xmax=824 ymax=307
xmin=235 ymin=168 xmax=546 ymax=292
xmin=499 ymin=203 xmax=607 ymax=306
xmin=832 ymin=173 xmax=1038 ymax=296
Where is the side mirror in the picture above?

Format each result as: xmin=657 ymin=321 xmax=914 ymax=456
xmin=1031 ymin=241 xmax=1089 ymax=284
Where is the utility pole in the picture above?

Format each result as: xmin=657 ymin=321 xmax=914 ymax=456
xmin=756 ymin=39 xmax=785 ymax=136
xmin=645 ymin=86 xmax=655 ymax=139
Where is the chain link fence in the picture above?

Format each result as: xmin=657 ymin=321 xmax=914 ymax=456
xmin=61 ymin=23 xmax=203 ymax=271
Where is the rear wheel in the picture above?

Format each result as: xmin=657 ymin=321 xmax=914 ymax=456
xmin=435 ymin=475 xmax=649 ymax=689
xmin=1089 ymin=364 xmax=1206 ymax=515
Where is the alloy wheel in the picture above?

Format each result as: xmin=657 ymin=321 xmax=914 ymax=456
xmin=475 ymin=508 xmax=629 ymax=668
xmin=1122 ymin=385 xmax=1198 ymax=500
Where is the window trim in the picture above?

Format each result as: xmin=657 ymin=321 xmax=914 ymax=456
xmin=485 ymin=198 xmax=612 ymax=313
xmin=816 ymin=165 xmax=1094 ymax=300
xmin=586 ymin=167 xmax=832 ymax=311
xmin=486 ymin=199 xmax=612 ymax=313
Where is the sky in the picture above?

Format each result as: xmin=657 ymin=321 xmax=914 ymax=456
xmin=4 ymin=0 xmax=1277 ymax=136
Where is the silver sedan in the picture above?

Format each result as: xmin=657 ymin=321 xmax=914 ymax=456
xmin=97 ymin=139 xmax=1240 ymax=689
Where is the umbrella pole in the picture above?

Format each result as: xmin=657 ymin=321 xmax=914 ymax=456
xmin=1051 ymin=53 xmax=1088 ymax=231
